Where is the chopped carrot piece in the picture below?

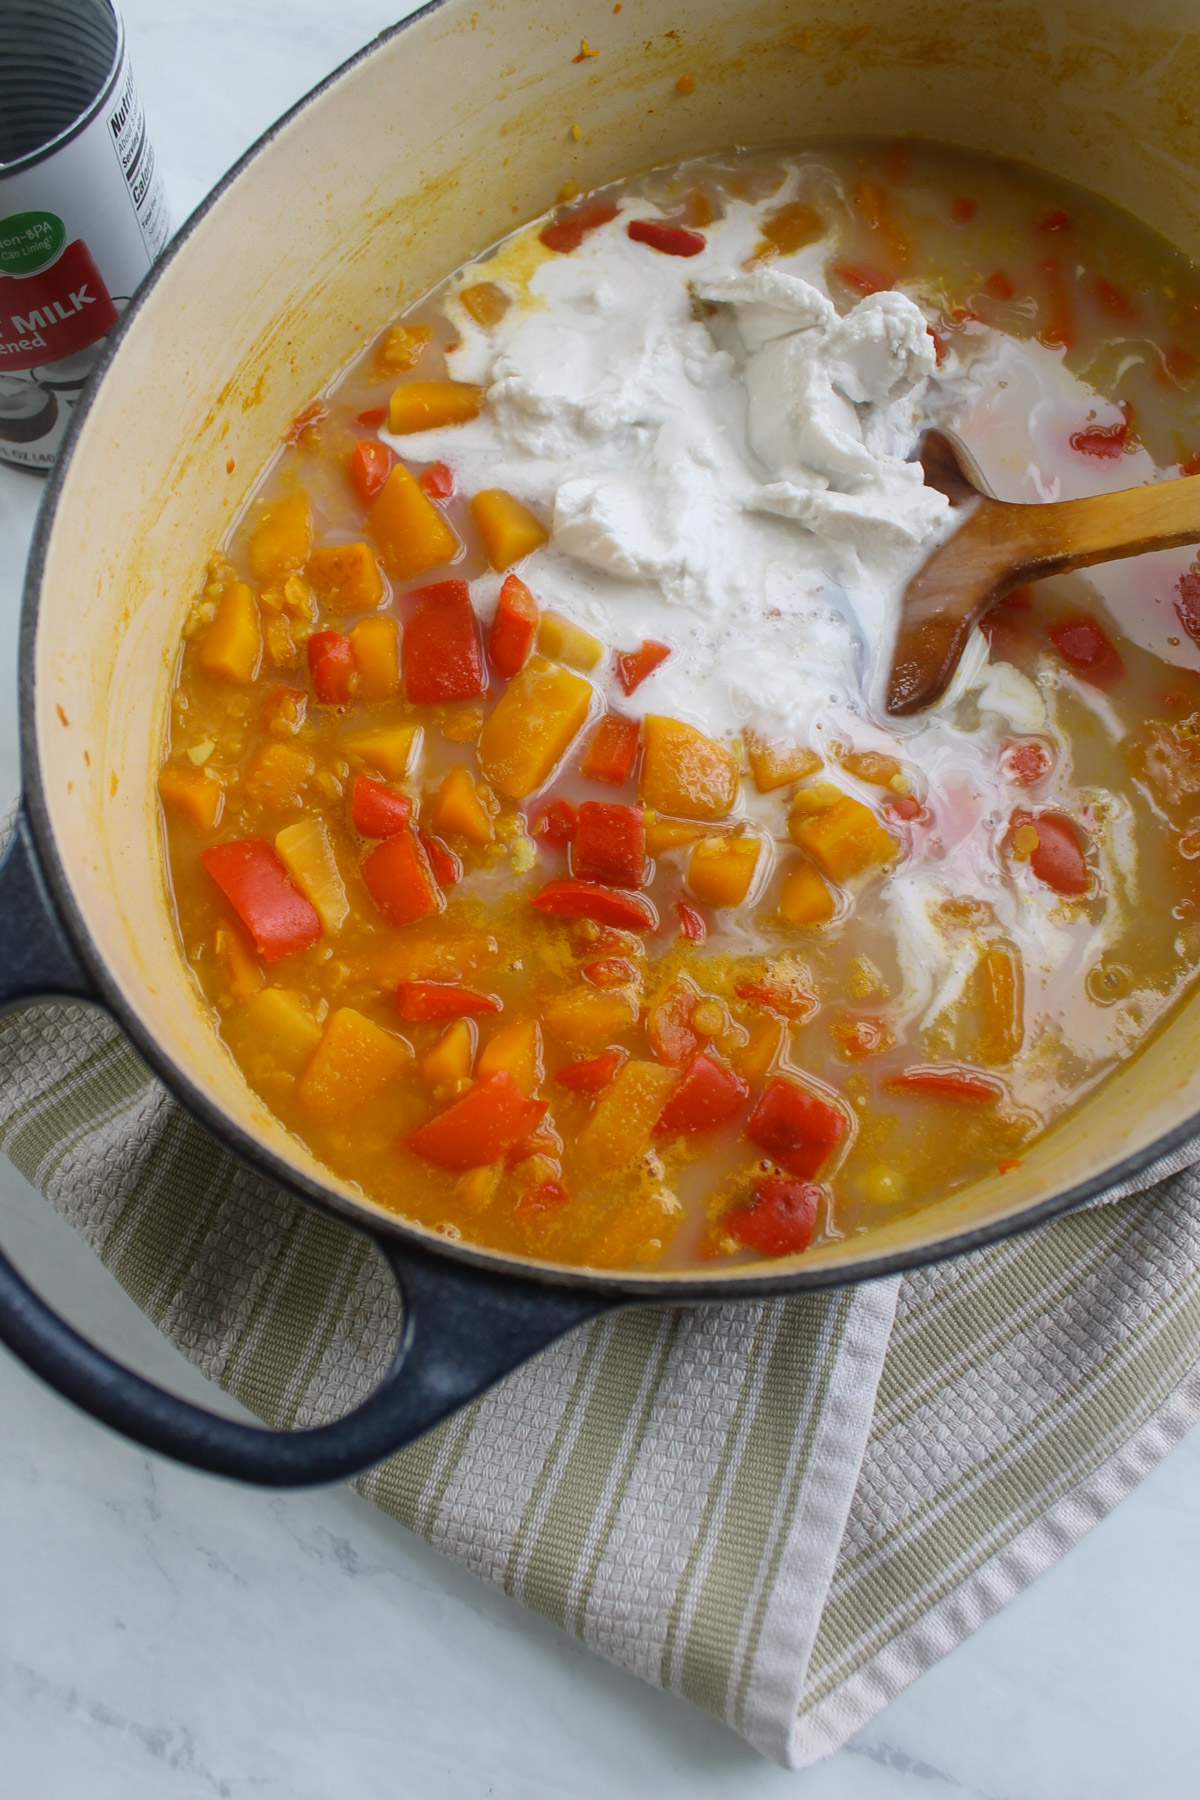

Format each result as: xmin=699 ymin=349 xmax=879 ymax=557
xmin=349 ymin=440 xmax=393 ymax=505
xmin=405 ymin=1070 xmax=547 ymax=1170
xmin=297 ymin=1007 xmax=412 ymax=1113
xmin=349 ymin=615 xmax=401 ymax=701
xmin=248 ymin=493 xmax=312 ymax=582
xmin=615 ymin=640 xmax=669 ymax=695
xmin=401 ymin=579 xmax=485 ymax=704
xmin=361 ymin=831 xmax=442 ymax=927
xmin=553 ymin=1048 xmax=626 ymax=1093
xmin=572 ymin=801 xmax=645 ymax=887
xmin=388 ymin=380 xmax=485 ymax=434
xmin=477 ymin=656 xmax=593 ymax=798
xmin=487 ymin=573 xmax=538 ymax=678
xmin=725 ymin=1177 xmax=819 ymax=1257
xmin=306 ymin=542 xmax=385 ymax=613
xmin=201 ymin=839 xmax=322 ymax=962
xmin=640 ymin=716 xmax=738 ymax=821
xmin=397 ymin=982 xmax=502 ymax=1022
xmin=746 ymin=1076 xmax=846 ymax=1179
xmin=367 ymin=464 xmax=459 ymax=580
xmin=306 ymin=630 xmax=356 ymax=705
xmin=529 ymin=878 xmax=656 ymax=932
xmin=582 ymin=713 xmax=639 ymax=786
xmin=351 ymin=774 xmax=412 ymax=838
xmin=199 ymin=583 xmax=262 ymax=685
xmin=430 ymin=765 xmax=495 ymax=843
xmin=471 ymin=489 xmax=549 ymax=570
xmin=158 ymin=763 xmax=224 ymax=831
xmin=656 ymin=1050 xmax=748 ymax=1134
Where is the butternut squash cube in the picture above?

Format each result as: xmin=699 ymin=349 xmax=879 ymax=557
xmin=349 ymin=616 xmax=401 ymax=702
xmin=388 ymin=380 xmax=485 ymax=434
xmin=746 ymin=732 xmax=821 ymax=794
xmin=430 ymin=765 xmax=494 ymax=843
xmin=242 ymin=741 xmax=314 ymax=807
xmin=542 ymin=986 xmax=638 ymax=1049
xmin=575 ymin=1060 xmax=679 ymax=1176
xmin=779 ymin=859 xmax=836 ymax=926
xmin=297 ymin=1007 xmax=412 ymax=1113
xmin=343 ymin=722 xmax=422 ymax=782
xmin=788 ymin=793 xmax=897 ymax=881
xmin=643 ymin=813 xmax=710 ymax=856
xmin=459 ymin=282 xmax=511 ymax=328
xmin=585 ymin=1188 xmax=684 ymax=1268
xmin=375 ymin=322 xmax=431 ymax=374
xmin=733 ymin=1015 xmax=787 ymax=1083
xmin=367 ymin=464 xmax=459 ymax=580
xmin=275 ymin=817 xmax=349 ymax=933
xmin=477 ymin=1019 xmax=543 ymax=1092
xmin=477 ymin=656 xmax=592 ymax=799
xmin=640 ymin=716 xmax=739 ymax=821
xmin=214 ymin=923 xmax=264 ymax=1001
xmin=420 ymin=1017 xmax=477 ymax=1089
xmin=535 ymin=610 xmax=603 ymax=671
xmin=248 ymin=493 xmax=312 ymax=582
xmin=198 ymin=582 xmax=261 ymax=685
xmin=472 ymin=489 xmax=550 ymax=571
xmin=233 ymin=988 xmax=321 ymax=1071
xmin=687 ymin=834 xmax=760 ymax=907
xmin=158 ymin=763 xmax=224 ymax=830
xmin=976 ymin=944 xmax=1024 ymax=1065
xmin=306 ymin=542 xmax=385 ymax=613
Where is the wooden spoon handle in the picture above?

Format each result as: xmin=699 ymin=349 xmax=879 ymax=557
xmin=886 ymin=474 xmax=1200 ymax=715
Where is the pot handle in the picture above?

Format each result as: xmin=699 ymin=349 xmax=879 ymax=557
xmin=0 ymin=809 xmax=612 ymax=1485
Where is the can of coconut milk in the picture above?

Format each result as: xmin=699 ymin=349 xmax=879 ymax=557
xmin=0 ymin=0 xmax=169 ymax=470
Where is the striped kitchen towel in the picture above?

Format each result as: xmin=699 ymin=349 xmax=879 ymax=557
xmin=2 ymin=992 xmax=1199 ymax=1768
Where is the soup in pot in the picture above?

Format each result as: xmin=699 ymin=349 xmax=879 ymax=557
xmin=157 ymin=141 xmax=1200 ymax=1270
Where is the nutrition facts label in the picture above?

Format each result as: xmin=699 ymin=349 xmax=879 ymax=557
xmin=106 ymin=56 xmax=169 ymax=260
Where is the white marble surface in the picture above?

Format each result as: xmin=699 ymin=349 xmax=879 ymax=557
xmin=1 ymin=3 xmax=1200 ymax=1793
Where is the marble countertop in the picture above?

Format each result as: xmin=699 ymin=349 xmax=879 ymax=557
xmin=1 ymin=4 xmax=1199 ymax=1794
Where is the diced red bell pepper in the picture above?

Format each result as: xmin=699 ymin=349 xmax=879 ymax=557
xmin=529 ymin=878 xmax=657 ymax=932
xmin=832 ymin=263 xmax=892 ymax=296
xmin=1093 ymin=276 xmax=1137 ymax=321
xmin=1046 ymin=613 xmax=1125 ymax=686
xmin=361 ymin=830 xmax=442 ymax=926
xmin=615 ymin=640 xmax=670 ymax=696
xmin=582 ymin=957 xmax=637 ymax=988
xmin=487 ymin=572 xmax=538 ymax=679
xmin=725 ymin=1177 xmax=820 ymax=1258
xmin=1038 ymin=209 xmax=1071 ymax=233
xmin=553 ymin=1048 xmax=627 ymax=1093
xmin=1176 ymin=571 xmax=1200 ymax=642
xmin=627 ymin=219 xmax=706 ymax=258
xmin=581 ymin=712 xmax=639 ymax=785
xmin=1010 ymin=808 xmax=1090 ymax=897
xmin=396 ymin=982 xmax=501 ymax=1021
xmin=533 ymin=800 xmax=577 ymax=847
xmin=885 ymin=795 xmax=923 ymax=823
xmin=417 ymin=830 xmax=463 ymax=886
xmin=419 ymin=461 xmax=454 ymax=500
xmin=886 ymin=1064 xmax=1003 ymax=1103
xmin=646 ymin=982 xmax=699 ymax=1067
xmin=352 ymin=774 xmax=412 ymax=838
xmin=984 ymin=269 xmax=1015 ymax=300
xmin=734 ymin=977 xmax=818 ymax=1023
xmin=200 ymin=839 xmax=321 ymax=963
xmin=656 ymin=1050 xmax=749 ymax=1135
xmin=999 ymin=741 xmax=1051 ymax=788
xmin=572 ymin=801 xmax=645 ymax=888
xmin=746 ymin=1076 xmax=846 ymax=1179
xmin=307 ymin=631 xmax=356 ymax=705
xmin=1069 ymin=420 xmax=1128 ymax=461
xmin=405 ymin=1070 xmax=547 ymax=1170
xmin=355 ymin=407 xmax=387 ymax=428
xmin=539 ymin=197 xmax=619 ymax=254
xmin=1039 ymin=256 xmax=1076 ymax=349
xmin=513 ymin=1180 xmax=568 ymax=1217
xmin=675 ymin=898 xmax=707 ymax=942
xmin=402 ymin=579 xmax=485 ymax=704
xmin=951 ymin=195 xmax=977 ymax=224
xmin=349 ymin=439 xmax=393 ymax=505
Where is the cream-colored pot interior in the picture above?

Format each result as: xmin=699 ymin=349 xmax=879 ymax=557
xmin=31 ymin=0 xmax=1200 ymax=1283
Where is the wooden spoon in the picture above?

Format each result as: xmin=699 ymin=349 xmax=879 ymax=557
xmin=885 ymin=429 xmax=1200 ymax=715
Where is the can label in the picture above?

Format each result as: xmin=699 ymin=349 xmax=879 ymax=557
xmin=0 ymin=22 xmax=168 ymax=470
